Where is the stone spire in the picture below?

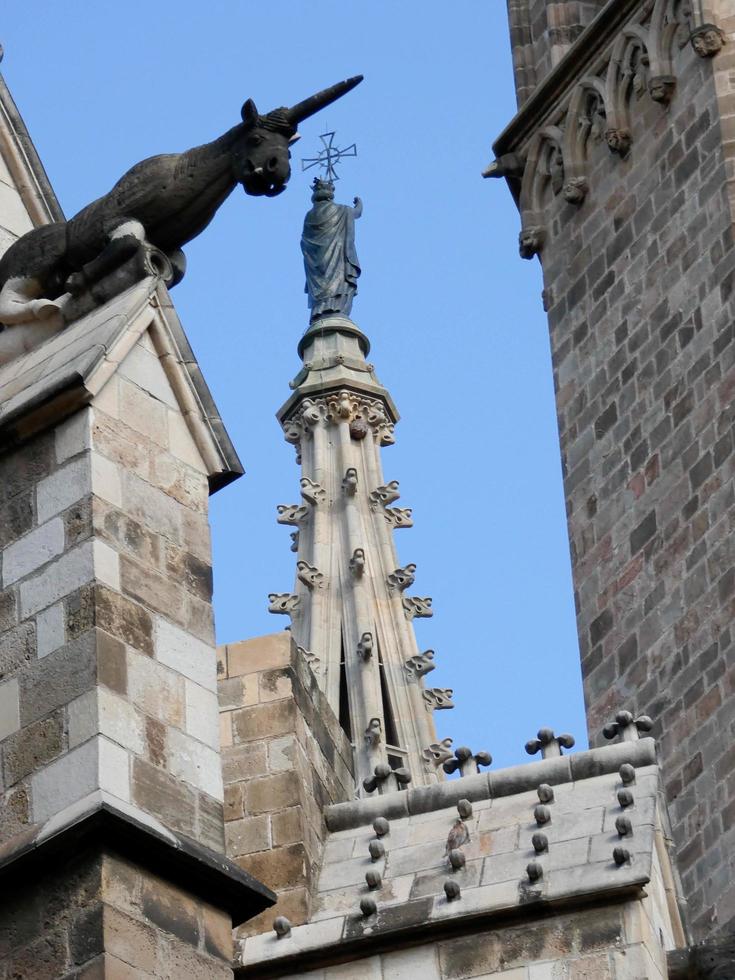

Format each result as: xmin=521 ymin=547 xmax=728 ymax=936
xmin=272 ymin=191 xmax=448 ymax=795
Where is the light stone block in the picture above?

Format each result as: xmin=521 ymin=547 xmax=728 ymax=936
xmin=19 ymin=540 xmax=95 ymax=617
xmin=528 ymin=963 xmax=563 ymax=980
xmin=32 ymin=737 xmax=98 ymax=823
xmin=118 ymin=376 xmax=169 ymax=447
xmin=241 ymin=916 xmax=345 ymax=967
xmin=318 ymin=854 xmax=374 ymax=892
xmin=98 ymin=735 xmax=131 ymax=802
xmin=36 ymin=602 xmax=65 ymax=659
xmin=99 ymin=688 xmax=146 ymax=755
xmin=36 ymin=456 xmax=91 ymax=523
xmin=385 ymin=839 xmax=446 ymax=878
xmin=268 ymin=735 xmax=296 ymax=772
xmin=120 ymin=340 xmax=179 ymax=409
xmin=2 ymin=517 xmax=65 ymax=585
xmin=383 ymin=944 xmax=441 ymax=980
xmin=0 ymin=677 xmax=20 ymax=741
xmin=127 ymin=651 xmax=185 ymax=729
xmin=167 ymin=725 xmax=223 ymax=800
xmin=93 ymin=539 xmax=120 ymax=590
xmin=0 ymin=181 xmax=34 ymax=236
xmin=168 ymin=409 xmax=207 ymax=472
xmin=55 ymin=408 xmax=92 ymax=463
xmin=92 ymin=376 xmax=120 ymax=418
xmin=155 ymin=616 xmax=217 ymax=692
xmin=184 ymin=679 xmax=220 ymax=750
xmin=325 ymin=956 xmax=382 ymax=979
xmin=68 ymin=690 xmax=99 ymax=748
xmin=430 ymin=877 xmax=521 ymax=921
xmin=91 ymin=452 xmax=122 ymax=508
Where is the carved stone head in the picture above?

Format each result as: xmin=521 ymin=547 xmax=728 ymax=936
xmin=690 ymin=24 xmax=725 ymax=57
xmin=562 ymin=177 xmax=588 ymax=205
xmin=648 ymin=75 xmax=676 ymax=104
xmin=518 ymin=226 xmax=545 ymax=260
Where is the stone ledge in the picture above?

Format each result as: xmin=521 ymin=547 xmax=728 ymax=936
xmin=325 ymin=739 xmax=657 ymax=831
xmin=236 ymin=889 xmax=646 ymax=978
xmin=0 ymin=790 xmax=275 ymax=926
xmin=493 ymin=0 xmax=645 ymax=157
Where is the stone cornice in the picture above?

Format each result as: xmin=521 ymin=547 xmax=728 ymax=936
xmin=493 ymin=0 xmax=651 ymax=156
xmin=0 ymin=791 xmax=275 ymax=925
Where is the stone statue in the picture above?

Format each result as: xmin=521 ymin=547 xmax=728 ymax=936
xmin=0 ymin=76 xmax=363 ymax=340
xmin=301 ymin=178 xmax=361 ymax=321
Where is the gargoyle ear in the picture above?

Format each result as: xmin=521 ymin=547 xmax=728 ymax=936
xmin=241 ymin=99 xmax=259 ymax=126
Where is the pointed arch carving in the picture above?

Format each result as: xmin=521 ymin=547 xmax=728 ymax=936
xmin=488 ymin=0 xmax=726 ymax=240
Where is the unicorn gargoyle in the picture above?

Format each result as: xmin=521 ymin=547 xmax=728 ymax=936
xmin=0 ymin=75 xmax=363 ymax=363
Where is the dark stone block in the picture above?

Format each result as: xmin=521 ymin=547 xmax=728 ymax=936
xmin=68 ymin=902 xmax=104 ymax=966
xmin=589 ymin=609 xmax=613 ymax=646
xmin=594 ymin=401 xmax=618 ymax=439
xmin=630 ymin=510 xmax=657 ymax=555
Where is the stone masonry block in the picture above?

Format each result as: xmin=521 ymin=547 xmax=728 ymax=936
xmin=226 ymin=632 xmax=291 ymax=677
xmin=184 ymin=679 xmax=220 ymax=750
xmin=226 ymin=814 xmax=271 ymax=857
xmin=131 ymin=757 xmax=198 ymax=840
xmin=90 ymin=452 xmax=122 ymax=509
xmin=127 ymin=649 xmax=185 ymax=729
xmin=55 ymin=407 xmax=92 ymax=464
xmin=36 ymin=455 xmax=91 ymax=524
xmin=31 ymin=736 xmax=98 ymax=822
xmin=2 ymin=517 xmax=65 ymax=586
xmin=231 ymin=699 xmax=297 ymax=744
xmin=0 ymin=676 xmax=20 ymax=740
xmin=20 ymin=629 xmax=96 ymax=726
xmin=236 ymin=842 xmax=308 ymax=892
xmin=3 ymin=709 xmax=64 ymax=785
xmin=155 ymin=616 xmax=217 ymax=692
xmin=246 ymin=770 xmax=301 ymax=815
xmin=19 ymin=541 xmax=96 ymax=618
xmin=36 ymin=601 xmax=65 ymax=658
xmin=166 ymin=726 xmax=223 ymax=800
xmin=120 ymin=555 xmax=187 ymax=628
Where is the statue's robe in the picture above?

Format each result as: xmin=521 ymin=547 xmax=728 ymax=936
xmin=301 ymin=201 xmax=360 ymax=320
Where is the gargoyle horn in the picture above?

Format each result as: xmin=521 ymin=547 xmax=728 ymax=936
xmin=285 ymin=75 xmax=364 ymax=125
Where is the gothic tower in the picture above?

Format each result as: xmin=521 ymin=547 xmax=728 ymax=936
xmin=492 ymin=0 xmax=735 ymax=946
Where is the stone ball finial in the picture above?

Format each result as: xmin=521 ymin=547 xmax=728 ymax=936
xmin=615 ymin=816 xmax=632 ymax=837
xmin=613 ymin=846 xmax=631 ymax=866
xmin=537 ymin=783 xmax=555 ymax=804
xmin=360 ymin=896 xmax=377 ymax=917
xmin=603 ymin=710 xmax=653 ymax=743
xmin=373 ymin=817 xmax=390 ymax=837
xmin=617 ymin=788 xmax=634 ymax=808
xmin=534 ymin=804 xmax=551 ymax=826
xmin=619 ymin=763 xmax=636 ymax=785
xmin=365 ymin=869 xmax=382 ymax=890
xmin=457 ymin=799 xmax=473 ymax=820
xmin=531 ymin=832 xmax=549 ymax=854
xmin=273 ymin=916 xmax=292 ymax=938
xmin=444 ymin=879 xmax=461 ymax=901
xmin=526 ymin=861 xmax=543 ymax=882
xmin=368 ymin=840 xmax=385 ymax=862
xmin=448 ymin=848 xmax=466 ymax=870
xmin=525 ymin=729 xmax=575 ymax=759
xmin=443 ymin=747 xmax=493 ymax=777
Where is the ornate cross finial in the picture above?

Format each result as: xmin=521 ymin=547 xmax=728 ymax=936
xmin=301 ymin=130 xmax=357 ymax=182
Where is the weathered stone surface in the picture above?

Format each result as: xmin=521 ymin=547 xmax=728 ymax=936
xmin=3 ymin=708 xmax=64 ymax=784
xmin=237 ymin=842 xmax=308 ymax=892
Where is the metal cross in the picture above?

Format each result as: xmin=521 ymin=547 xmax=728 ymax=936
xmin=301 ymin=131 xmax=357 ymax=182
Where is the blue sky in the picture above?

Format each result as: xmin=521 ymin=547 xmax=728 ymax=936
xmin=3 ymin=2 xmax=586 ymax=768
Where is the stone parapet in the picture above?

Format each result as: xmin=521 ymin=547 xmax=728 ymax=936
xmin=237 ymin=746 xmax=684 ymax=977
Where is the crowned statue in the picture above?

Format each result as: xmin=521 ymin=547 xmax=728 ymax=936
xmin=301 ymin=178 xmax=362 ymax=322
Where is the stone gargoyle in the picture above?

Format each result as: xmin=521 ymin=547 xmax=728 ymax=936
xmin=0 ymin=75 xmax=363 ymax=363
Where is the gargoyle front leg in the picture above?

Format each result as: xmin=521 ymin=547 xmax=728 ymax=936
xmin=0 ymin=275 xmax=64 ymax=327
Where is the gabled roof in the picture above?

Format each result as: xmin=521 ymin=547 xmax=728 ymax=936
xmin=0 ymin=277 xmax=243 ymax=492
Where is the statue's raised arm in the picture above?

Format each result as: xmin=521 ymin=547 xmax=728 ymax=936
xmin=0 ymin=75 xmax=363 ymax=360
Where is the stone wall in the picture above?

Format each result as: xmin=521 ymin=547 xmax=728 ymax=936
xmin=282 ymin=904 xmax=665 ymax=980
xmin=495 ymin=3 xmax=735 ymax=942
xmin=219 ymin=633 xmax=354 ymax=938
xmin=0 ymin=848 xmax=233 ymax=979
xmin=0 ymin=326 xmax=224 ymax=850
